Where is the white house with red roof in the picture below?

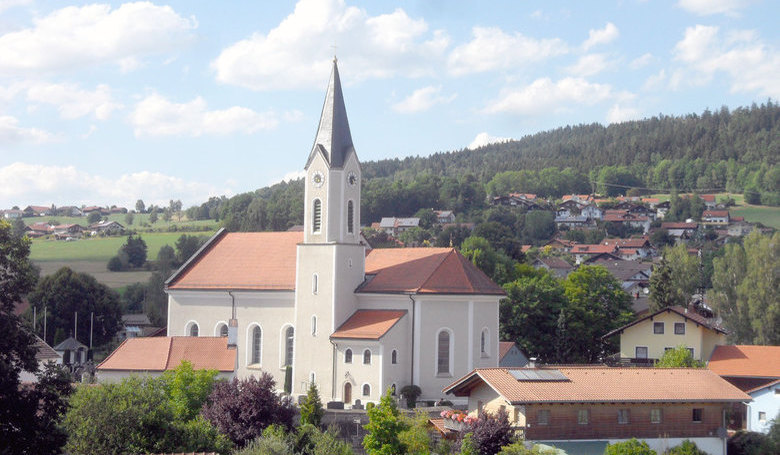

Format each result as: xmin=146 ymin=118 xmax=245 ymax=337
xmin=159 ymin=59 xmax=503 ymax=406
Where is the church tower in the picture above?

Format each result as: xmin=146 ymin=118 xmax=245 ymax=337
xmin=294 ymin=58 xmax=365 ymax=398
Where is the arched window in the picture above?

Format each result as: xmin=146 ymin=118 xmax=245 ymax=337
xmin=347 ymin=200 xmax=354 ymax=234
xmin=344 ymin=348 xmax=353 ymax=364
xmin=284 ymin=326 xmax=294 ymax=367
xmin=362 ymin=384 xmax=371 ymax=396
xmin=311 ymin=315 xmax=317 ymax=336
xmin=391 ymin=383 xmax=397 ymax=396
xmin=251 ymin=326 xmax=262 ymax=364
xmin=437 ymin=329 xmax=451 ymax=375
xmin=363 ymin=349 xmax=371 ymax=365
xmin=189 ymin=322 xmax=199 ymax=337
xmin=216 ymin=322 xmax=228 ymax=337
xmin=312 ymin=273 xmax=318 ymax=294
xmin=480 ymin=328 xmax=489 ymax=356
xmin=391 ymin=349 xmax=398 ymax=364
xmin=312 ymin=199 xmax=322 ymax=233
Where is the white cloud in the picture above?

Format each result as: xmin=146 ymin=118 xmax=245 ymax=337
xmin=607 ymin=104 xmax=642 ymax=124
xmin=677 ymin=0 xmax=752 ymax=16
xmin=583 ymin=22 xmax=619 ymax=50
xmin=129 ymin=94 xmax=278 ymax=137
xmin=671 ymin=25 xmax=780 ymax=98
xmin=26 ymin=83 xmax=122 ymax=120
xmin=0 ymin=2 xmax=197 ymax=74
xmin=630 ymin=53 xmax=654 ymax=69
xmin=0 ymin=162 xmax=230 ymax=208
xmin=483 ymin=77 xmax=615 ymax=115
xmin=0 ymin=0 xmax=30 ymax=14
xmin=643 ymin=69 xmax=667 ymax=91
xmin=0 ymin=115 xmax=53 ymax=144
xmin=392 ymin=86 xmax=456 ymax=113
xmin=565 ymin=54 xmax=610 ymax=77
xmin=212 ymin=0 xmax=448 ymax=90
xmin=468 ymin=132 xmax=511 ymax=150
xmin=447 ymin=26 xmax=567 ymax=76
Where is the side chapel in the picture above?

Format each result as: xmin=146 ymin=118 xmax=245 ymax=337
xmin=165 ymin=59 xmax=503 ymax=404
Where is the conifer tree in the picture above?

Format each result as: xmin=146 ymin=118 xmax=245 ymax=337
xmin=299 ymin=383 xmax=325 ymax=427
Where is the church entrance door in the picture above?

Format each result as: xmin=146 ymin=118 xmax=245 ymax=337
xmin=344 ymin=382 xmax=352 ymax=404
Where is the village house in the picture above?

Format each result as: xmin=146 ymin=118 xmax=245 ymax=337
xmin=492 ymin=194 xmax=543 ymax=210
xmin=23 ymin=205 xmax=52 ymax=217
xmin=1 ymin=209 xmax=23 ymax=219
xmin=88 ymin=220 xmax=124 ymax=235
xmin=434 ymin=210 xmax=456 ymax=224
xmin=378 ymin=216 xmax=420 ymax=236
xmin=602 ymin=209 xmax=651 ymax=234
xmin=102 ymin=60 xmax=504 ymax=406
xmin=602 ymin=237 xmax=655 ymax=259
xmin=701 ymin=210 xmax=730 ymax=226
xmin=661 ymin=221 xmax=699 ymax=240
xmin=19 ymin=336 xmax=61 ymax=383
xmin=601 ymin=306 xmax=727 ymax=364
xmin=571 ymin=244 xmax=618 ymax=264
xmin=532 ymin=257 xmax=574 ymax=278
xmin=443 ymin=366 xmax=748 ymax=455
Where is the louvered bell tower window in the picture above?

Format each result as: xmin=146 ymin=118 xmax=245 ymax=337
xmin=313 ymin=199 xmax=322 ymax=233
xmin=347 ymin=200 xmax=354 ymax=234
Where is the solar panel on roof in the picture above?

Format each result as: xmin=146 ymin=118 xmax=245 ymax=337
xmin=510 ymin=369 xmax=568 ymax=381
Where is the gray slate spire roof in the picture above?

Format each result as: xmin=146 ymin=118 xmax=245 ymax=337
xmin=305 ymin=58 xmax=355 ymax=169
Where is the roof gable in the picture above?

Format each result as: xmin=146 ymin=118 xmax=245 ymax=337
xmin=602 ymin=306 xmax=726 ymax=339
xmin=359 ymin=248 xmax=505 ymax=295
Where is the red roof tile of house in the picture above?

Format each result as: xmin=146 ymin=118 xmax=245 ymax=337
xmin=603 ymin=213 xmax=648 ymax=222
xmin=499 ymin=341 xmax=515 ymax=361
xmin=641 ymin=198 xmax=660 ymax=204
xmin=703 ymin=210 xmax=729 ymax=217
xmin=571 ymin=244 xmax=617 ymax=254
xmin=167 ymin=231 xmax=302 ymax=290
xmin=700 ymin=194 xmax=716 ymax=202
xmin=521 ymin=245 xmax=532 ymax=253
xmin=444 ymin=367 xmax=750 ymax=403
xmin=708 ymin=345 xmax=780 ymax=379
xmin=97 ymin=336 xmax=235 ymax=372
xmin=360 ymin=248 xmax=505 ymax=295
xmin=731 ymin=216 xmax=744 ymax=222
xmin=602 ymin=237 xmax=650 ymax=248
xmin=330 ymin=310 xmax=406 ymax=339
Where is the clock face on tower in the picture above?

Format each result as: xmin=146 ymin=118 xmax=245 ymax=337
xmin=312 ymin=171 xmax=324 ymax=188
xmin=347 ymin=171 xmax=357 ymax=186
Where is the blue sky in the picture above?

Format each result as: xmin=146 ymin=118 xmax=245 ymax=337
xmin=0 ymin=0 xmax=777 ymax=209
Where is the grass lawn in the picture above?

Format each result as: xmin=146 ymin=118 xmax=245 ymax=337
xmin=30 ymin=231 xmax=215 ymax=262
xmin=34 ymin=261 xmax=153 ymax=289
xmin=730 ymin=205 xmax=780 ymax=229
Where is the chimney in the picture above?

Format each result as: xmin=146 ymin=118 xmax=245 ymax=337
xmin=528 ymin=357 xmax=537 ymax=368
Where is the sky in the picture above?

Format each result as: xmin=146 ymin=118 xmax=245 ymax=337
xmin=0 ymin=0 xmax=778 ymax=210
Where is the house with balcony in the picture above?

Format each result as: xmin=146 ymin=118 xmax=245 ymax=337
xmin=443 ymin=366 xmax=748 ymax=455
xmin=601 ymin=306 xmax=727 ymax=364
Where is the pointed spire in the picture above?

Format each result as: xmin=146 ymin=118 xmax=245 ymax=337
xmin=306 ymin=58 xmax=355 ymax=169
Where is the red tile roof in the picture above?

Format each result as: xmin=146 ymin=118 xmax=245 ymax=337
xmin=444 ymin=367 xmax=750 ymax=404
xmin=700 ymin=194 xmax=716 ymax=202
xmin=330 ymin=310 xmax=406 ymax=340
xmin=703 ymin=210 xmax=729 ymax=218
xmin=168 ymin=230 xmax=503 ymax=296
xmin=97 ymin=336 xmax=235 ymax=372
xmin=571 ymin=244 xmax=617 ymax=254
xmin=360 ymin=248 xmax=505 ymax=295
xmin=708 ymin=345 xmax=780 ymax=378
xmin=167 ymin=231 xmax=302 ymax=290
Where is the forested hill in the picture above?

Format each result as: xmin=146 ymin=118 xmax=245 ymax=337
xmin=192 ymin=101 xmax=778 ymax=231
xmin=362 ymin=101 xmax=778 ymax=181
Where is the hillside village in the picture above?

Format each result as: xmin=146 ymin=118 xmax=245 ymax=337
xmin=3 ymin=55 xmax=778 ymax=455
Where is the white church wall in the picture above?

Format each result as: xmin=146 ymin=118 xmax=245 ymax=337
xmin=333 ymin=340 xmax=382 ymax=406
xmin=167 ymin=289 xmax=295 ymax=387
xmin=379 ymin=314 xmax=412 ymax=401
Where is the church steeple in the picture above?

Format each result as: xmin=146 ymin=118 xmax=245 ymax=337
xmin=305 ymin=58 xmax=355 ymax=170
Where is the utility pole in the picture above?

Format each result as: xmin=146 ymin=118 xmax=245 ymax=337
xmin=43 ymin=307 xmax=47 ymax=343
xmin=74 ymin=311 xmax=78 ymax=341
xmin=89 ymin=312 xmax=94 ymax=349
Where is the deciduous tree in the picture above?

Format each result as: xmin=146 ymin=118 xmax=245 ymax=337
xmin=363 ymin=389 xmax=408 ymax=455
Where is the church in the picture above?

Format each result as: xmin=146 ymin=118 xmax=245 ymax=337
xmin=163 ymin=59 xmax=504 ymax=405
